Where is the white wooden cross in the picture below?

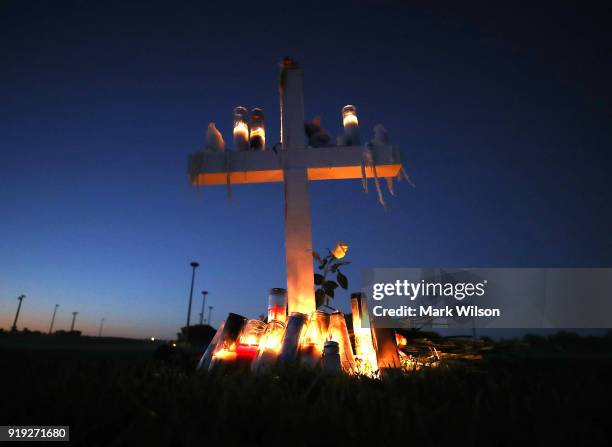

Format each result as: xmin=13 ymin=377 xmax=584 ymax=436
xmin=189 ymin=59 xmax=403 ymax=315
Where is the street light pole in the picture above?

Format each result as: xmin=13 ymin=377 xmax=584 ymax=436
xmin=98 ymin=318 xmax=105 ymax=337
xmin=208 ymin=305 xmax=213 ymax=327
xmin=199 ymin=291 xmax=208 ymax=325
xmin=186 ymin=261 xmax=199 ymax=328
xmin=10 ymin=295 xmax=26 ymax=332
xmin=70 ymin=312 xmax=78 ymax=332
xmin=49 ymin=304 xmax=59 ymax=334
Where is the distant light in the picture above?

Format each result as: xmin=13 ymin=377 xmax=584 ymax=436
xmin=150 ymin=337 xmax=155 ymax=341
xmin=172 ymin=343 xmax=177 ymax=347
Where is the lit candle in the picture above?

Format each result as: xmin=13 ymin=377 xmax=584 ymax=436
xmin=236 ymin=319 xmax=266 ymax=366
xmin=198 ymin=320 xmax=226 ymax=370
xmin=371 ymin=327 xmax=401 ymax=372
xmin=252 ymin=320 xmax=286 ymax=374
xmin=207 ymin=312 xmax=247 ymax=371
xmin=350 ymin=292 xmax=378 ymax=376
xmin=298 ymin=311 xmax=327 ymax=368
xmin=329 ymin=311 xmax=356 ymax=372
xmin=233 ymin=106 xmax=249 ymax=151
xmin=249 ymin=108 xmax=266 ymax=150
xmin=278 ymin=312 xmax=308 ymax=364
xmin=342 ymin=104 xmax=361 ymax=146
xmin=267 ymin=288 xmax=287 ymax=323
xmin=211 ymin=348 xmax=237 ymax=368
xmin=236 ymin=343 xmax=258 ymax=362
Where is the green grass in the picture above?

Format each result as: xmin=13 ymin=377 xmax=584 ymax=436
xmin=1 ymin=334 xmax=611 ymax=446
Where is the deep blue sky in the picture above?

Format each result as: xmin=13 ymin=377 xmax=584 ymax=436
xmin=1 ymin=1 xmax=611 ymax=338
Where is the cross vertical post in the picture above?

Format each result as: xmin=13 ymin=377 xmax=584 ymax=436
xmin=280 ymin=60 xmax=316 ymax=315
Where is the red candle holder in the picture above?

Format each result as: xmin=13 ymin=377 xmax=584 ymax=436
xmin=267 ymin=288 xmax=287 ymax=323
xmin=236 ymin=343 xmax=259 ymax=362
xmin=236 ymin=319 xmax=266 ymax=366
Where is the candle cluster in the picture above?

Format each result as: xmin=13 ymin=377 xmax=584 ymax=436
xmin=204 ymin=103 xmax=390 ymax=152
xmin=198 ymin=289 xmax=416 ymax=378
xmin=305 ymin=105 xmax=390 ymax=149
xmin=204 ymin=106 xmax=267 ymax=152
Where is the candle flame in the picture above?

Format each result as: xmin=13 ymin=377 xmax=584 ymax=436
xmin=343 ymin=113 xmax=358 ymax=127
xmin=233 ymin=121 xmax=249 ymax=136
xmin=259 ymin=322 xmax=285 ymax=353
xmin=395 ymin=332 xmax=408 ymax=348
xmin=237 ymin=319 xmax=266 ymax=349
xmin=301 ymin=313 xmax=325 ymax=347
xmin=212 ymin=349 xmax=237 ymax=361
xmin=240 ymin=336 xmax=259 ymax=346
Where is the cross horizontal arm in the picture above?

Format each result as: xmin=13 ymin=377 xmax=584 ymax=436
xmin=188 ymin=145 xmax=403 ymax=186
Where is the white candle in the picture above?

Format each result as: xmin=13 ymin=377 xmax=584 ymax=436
xmin=342 ymin=104 xmax=361 ymax=146
xmin=233 ymin=106 xmax=249 ymax=151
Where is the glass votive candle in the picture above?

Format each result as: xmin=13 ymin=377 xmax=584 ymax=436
xmin=372 ymin=327 xmax=401 ymax=372
xmin=209 ymin=313 xmax=247 ymax=371
xmin=278 ymin=312 xmax=308 ymax=364
xmin=210 ymin=349 xmax=237 ymax=368
xmin=233 ymin=106 xmax=249 ymax=151
xmin=298 ymin=311 xmax=327 ymax=368
xmin=251 ymin=320 xmax=286 ymax=374
xmin=267 ymin=288 xmax=287 ymax=323
xmin=249 ymin=108 xmax=266 ymax=150
xmin=350 ymin=293 xmax=378 ymax=376
xmin=329 ymin=311 xmax=356 ymax=372
xmin=198 ymin=320 xmax=226 ymax=370
xmin=236 ymin=319 xmax=266 ymax=366
xmin=342 ymin=104 xmax=361 ymax=146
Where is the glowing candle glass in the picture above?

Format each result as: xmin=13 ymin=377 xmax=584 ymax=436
xmin=267 ymin=288 xmax=287 ymax=323
xmin=209 ymin=312 xmax=247 ymax=371
xmin=236 ymin=319 xmax=266 ymax=365
xmin=251 ymin=320 xmax=286 ymax=374
xmin=249 ymin=108 xmax=266 ymax=150
xmin=328 ymin=311 xmax=356 ymax=372
xmin=342 ymin=104 xmax=361 ymax=146
xmin=278 ymin=312 xmax=308 ymax=364
xmin=372 ymin=327 xmax=401 ymax=372
xmin=211 ymin=349 xmax=237 ymax=366
xmin=350 ymin=292 xmax=378 ymax=376
xmin=198 ymin=320 xmax=226 ymax=370
xmin=233 ymin=106 xmax=249 ymax=151
xmin=299 ymin=310 xmax=327 ymax=368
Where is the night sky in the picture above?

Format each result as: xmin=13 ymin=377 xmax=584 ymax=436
xmin=1 ymin=1 xmax=611 ymax=338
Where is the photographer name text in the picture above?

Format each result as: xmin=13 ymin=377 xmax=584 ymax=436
xmin=370 ymin=279 xmax=501 ymax=319
xmin=372 ymin=304 xmax=500 ymax=317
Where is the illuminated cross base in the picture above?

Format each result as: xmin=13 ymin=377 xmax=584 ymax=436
xmin=188 ymin=60 xmax=403 ymax=315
